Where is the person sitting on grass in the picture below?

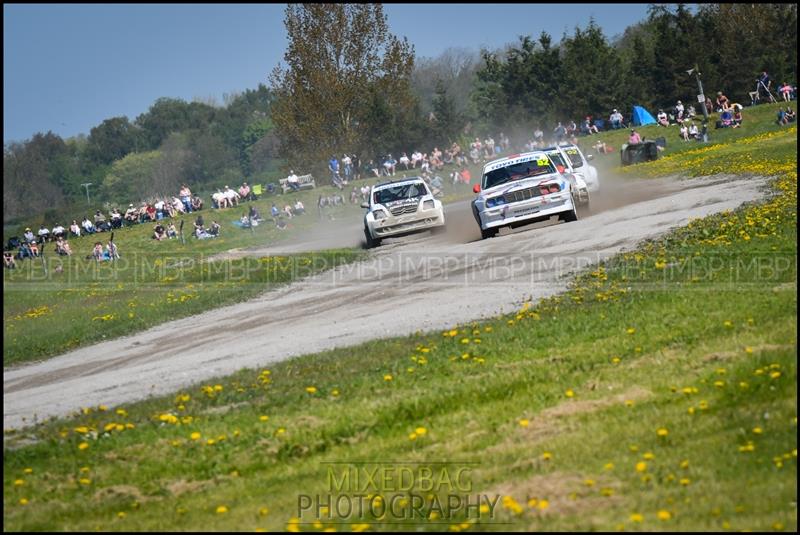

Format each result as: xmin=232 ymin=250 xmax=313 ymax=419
xmin=657 ymin=109 xmax=669 ymax=127
xmin=82 ymin=217 xmax=96 ymax=234
xmin=153 ymin=223 xmax=167 ymax=241
xmin=167 ymin=221 xmax=178 ymax=239
xmin=248 ymin=204 xmax=264 ymax=222
xmin=781 ymin=107 xmax=796 ymax=125
xmin=293 ymin=200 xmax=305 ymax=216
xmin=680 ymin=121 xmax=690 ymax=141
xmin=283 ymin=204 xmax=294 ymax=219
xmin=731 ymin=106 xmax=743 ymax=128
xmin=208 ymin=221 xmax=221 ymax=237
xmin=70 ymin=220 xmax=81 ymax=238
xmin=3 ymin=249 xmax=17 ymax=269
xmin=192 ymin=195 xmax=203 ymax=211
xmin=92 ymin=242 xmax=104 ymax=261
xmin=275 ymin=216 xmax=288 ymax=230
xmin=55 ymin=236 xmax=72 ymax=256
xmin=106 ymin=238 xmax=119 ymax=260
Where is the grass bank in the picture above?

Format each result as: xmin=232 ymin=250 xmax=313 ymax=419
xmin=3 ymin=107 xmax=796 ymax=532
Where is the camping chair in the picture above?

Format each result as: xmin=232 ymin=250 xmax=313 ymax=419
xmin=594 ymin=118 xmax=606 ymax=131
xmin=252 ymin=184 xmax=263 ymax=200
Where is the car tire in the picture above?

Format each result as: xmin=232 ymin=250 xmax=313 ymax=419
xmin=364 ymin=226 xmax=381 ymax=249
xmin=561 ymin=204 xmax=579 ymax=223
xmin=480 ymin=226 xmax=499 ymax=239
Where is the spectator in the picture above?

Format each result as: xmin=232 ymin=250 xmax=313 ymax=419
xmin=430 ymin=174 xmax=443 ymax=197
xmin=779 ymin=82 xmax=794 ymax=102
xmin=82 ymin=217 xmax=96 ymax=234
xmin=756 ymin=70 xmax=771 ymax=100
xmin=37 ymin=224 xmax=51 ymax=242
xmin=3 ymin=250 xmax=17 ymax=269
xmin=352 ymin=154 xmax=361 ymax=180
xmin=583 ymin=117 xmax=599 ymax=134
xmin=686 ymin=104 xmax=697 ymax=118
xmin=609 ymin=109 xmax=624 ymax=129
xmin=731 ymin=106 xmax=743 ymax=128
xmin=212 ymin=189 xmax=225 ymax=209
xmin=342 ymin=154 xmax=353 ymax=182
xmin=675 ymin=100 xmax=685 ymax=121
xmin=239 ymin=182 xmax=252 ymax=201
xmin=777 ymin=107 xmax=788 ymax=125
xmin=275 ymin=216 xmax=288 ymax=230
xmin=167 ymin=221 xmax=177 ymax=239
xmin=55 ymin=236 xmax=72 ymax=256
xmin=328 ymin=155 xmax=341 ymax=186
xmin=270 ymin=203 xmax=280 ymax=220
xmin=23 ymin=227 xmax=35 ymax=243
xmin=145 ymin=204 xmax=157 ymax=222
xmin=223 ymin=186 xmax=240 ymax=207
xmin=124 ymin=204 xmax=138 ymax=224
xmin=92 ymin=242 xmax=104 ymax=261
xmin=553 ymin=122 xmax=567 ymax=143
xmin=168 ymin=197 xmax=182 ymax=217
xmin=657 ymin=109 xmax=669 ymax=127
xmin=106 ymin=239 xmax=120 ymax=261
xmin=382 ymin=154 xmax=396 ymax=177
xmin=70 ymin=220 xmax=81 ymax=238
xmin=179 ymin=184 xmax=193 ymax=213
xmin=153 ymin=223 xmax=167 ymax=241
xmin=194 ymin=215 xmax=205 ymax=235
xmin=629 ymin=129 xmax=642 ymax=144
xmin=533 ymin=126 xmax=544 ymax=145
xmin=704 ymin=96 xmax=714 ymax=116
xmin=192 ymin=195 xmax=203 ymax=211
xmin=293 ymin=200 xmax=305 ymax=215
xmin=249 ymin=205 xmax=264 ymax=222
xmin=680 ymin=121 xmax=690 ymax=141
xmin=52 ymin=223 xmax=66 ymax=239
xmin=110 ymin=208 xmax=124 ymax=228
xmin=688 ymin=122 xmax=699 ymax=140
xmin=785 ymin=107 xmax=796 ymax=124
xmin=286 ymin=170 xmax=300 ymax=192
xmin=154 ymin=198 xmax=166 ymax=220
xmin=715 ymin=91 xmax=730 ymax=112
xmin=208 ymin=221 xmax=221 ymax=237
xmin=283 ymin=205 xmax=294 ymax=219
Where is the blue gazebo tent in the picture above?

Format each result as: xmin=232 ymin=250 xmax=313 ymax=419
xmin=632 ymin=105 xmax=656 ymax=126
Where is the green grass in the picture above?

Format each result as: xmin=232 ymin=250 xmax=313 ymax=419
xmin=3 ymin=105 xmax=796 ymax=531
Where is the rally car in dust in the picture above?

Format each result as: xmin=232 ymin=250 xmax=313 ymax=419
xmin=560 ymin=143 xmax=599 ymax=192
xmin=543 ymin=145 xmax=590 ymax=207
xmin=471 ymin=151 xmax=579 ymax=239
xmin=362 ymin=177 xmax=446 ymax=248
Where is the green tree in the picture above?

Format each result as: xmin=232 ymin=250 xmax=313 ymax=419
xmin=85 ymin=116 xmax=140 ymax=166
xmin=270 ymin=3 xmax=416 ymax=174
xmin=430 ymin=79 xmax=462 ymax=145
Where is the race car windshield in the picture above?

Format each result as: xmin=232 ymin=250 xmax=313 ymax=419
xmin=373 ymin=182 xmax=426 ymax=204
xmin=563 ymin=148 xmax=584 ymax=169
xmin=482 ymin=159 xmax=555 ymax=189
xmin=547 ymin=152 xmax=568 ymax=169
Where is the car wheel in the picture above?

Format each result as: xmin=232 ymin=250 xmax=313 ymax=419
xmin=480 ymin=226 xmax=499 ymax=239
xmin=364 ymin=226 xmax=381 ymax=248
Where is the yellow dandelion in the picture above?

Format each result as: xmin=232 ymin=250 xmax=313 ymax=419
xmin=519 ymin=419 xmax=530 ymax=427
xmin=538 ymin=499 xmax=549 ymax=510
xmin=14 ymin=479 xmax=24 ymax=486
xmin=306 ymin=386 xmax=318 ymax=394
xmin=565 ymin=389 xmax=575 ymax=398
xmin=626 ymin=327 xmax=636 ymax=335
xmin=383 ymin=374 xmax=393 ymax=382
xmin=657 ymin=428 xmax=668 ymax=437
xmin=415 ymin=427 xmax=427 ymax=436
xmin=260 ymin=415 xmax=269 ymax=422
xmin=19 ymin=498 xmax=29 ymax=505
xmin=78 ymin=442 xmax=89 ymax=450
xmin=657 ymin=510 xmax=672 ymax=521
xmin=680 ymin=478 xmax=691 ymax=486
xmin=259 ymin=507 xmax=269 ymax=516
xmin=630 ymin=513 xmax=643 ymax=523
xmin=190 ymin=432 xmax=201 ymax=440
xmin=635 ymin=462 xmax=647 ymax=473
xmin=541 ymin=452 xmax=552 ymax=461
xmin=752 ymin=427 xmax=763 ymax=435
xmin=216 ymin=505 xmax=228 ymax=514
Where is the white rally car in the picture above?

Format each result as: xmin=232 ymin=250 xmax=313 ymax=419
xmin=362 ymin=177 xmax=446 ymax=248
xmin=543 ymin=145 xmax=590 ymax=206
xmin=471 ymin=151 xmax=578 ymax=239
xmin=560 ymin=143 xmax=599 ymax=192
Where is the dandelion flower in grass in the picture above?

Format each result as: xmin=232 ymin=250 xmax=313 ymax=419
xmin=565 ymin=389 xmax=575 ymax=398
xmin=306 ymin=386 xmax=317 ymax=394
xmin=604 ymin=462 xmax=614 ymax=471
xmin=630 ymin=513 xmax=644 ymax=523
xmin=625 ymin=399 xmax=634 ymax=407
xmin=409 ymin=432 xmax=418 ymax=441
xmin=79 ymin=478 xmax=91 ymax=485
xmin=642 ymin=452 xmax=655 ymax=460
xmin=611 ymin=356 xmax=621 ymax=364
xmin=680 ymin=459 xmax=690 ymax=469
xmin=14 ymin=479 xmax=24 ymax=486
xmin=770 ymin=371 xmax=781 ymax=379
xmin=259 ymin=415 xmax=269 ymax=422
xmin=216 ymin=505 xmax=228 ymax=514
xmin=190 ymin=432 xmax=201 ymax=441
xmin=23 ymin=468 xmax=33 ymax=474
xmin=656 ymin=428 xmax=668 ymax=437
xmin=78 ymin=442 xmax=89 ymax=451
xmin=415 ymin=427 xmax=427 ymax=436
xmin=206 ymin=439 xmax=216 ymax=446
xmin=331 ymin=389 xmax=340 ymax=396
xmin=584 ymin=479 xmax=596 ymax=487
xmin=117 ymin=511 xmax=127 ymax=519
xmin=541 ymin=452 xmax=552 ymax=461
xmin=635 ymin=462 xmax=647 ymax=473
xmin=527 ymin=498 xmax=538 ymax=508
xmin=752 ymin=427 xmax=763 ymax=435
xmin=74 ymin=426 xmax=90 ymax=434
xmin=538 ymin=499 xmax=549 ymax=510
xmin=601 ymin=487 xmax=614 ymax=497
xmin=19 ymin=498 xmax=29 ymax=505
xmin=519 ymin=419 xmax=530 ymax=428
xmin=744 ymin=346 xmax=754 ymax=354
xmin=626 ymin=327 xmax=636 ymax=335
xmin=259 ymin=507 xmax=269 ymax=516
xmin=680 ymin=478 xmax=691 ymax=486
xmin=657 ymin=510 xmax=672 ymax=521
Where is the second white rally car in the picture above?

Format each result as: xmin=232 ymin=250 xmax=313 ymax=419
xmin=471 ymin=151 xmax=579 ymax=239
xmin=362 ymin=177 xmax=446 ymax=248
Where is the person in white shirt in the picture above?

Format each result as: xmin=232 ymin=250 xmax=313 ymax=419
xmin=675 ymin=100 xmax=685 ymax=121
xmin=609 ymin=109 xmax=624 ymax=129
xmin=224 ymin=186 xmax=240 ymax=207
xmin=287 ymin=170 xmax=300 ymax=192
xmin=212 ymin=190 xmax=226 ymax=209
xmin=399 ymin=152 xmax=410 ymax=170
xmin=38 ymin=225 xmax=51 ymax=242
xmin=657 ymin=110 xmax=669 ymax=127
xmin=52 ymin=224 xmax=65 ymax=239
xmin=293 ymin=200 xmax=305 ymax=215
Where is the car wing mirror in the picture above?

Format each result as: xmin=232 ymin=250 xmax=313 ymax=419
xmin=360 ymin=202 xmax=370 ymax=209
xmin=586 ymin=154 xmax=594 ymax=160
xmin=472 ymin=184 xmax=481 ymax=194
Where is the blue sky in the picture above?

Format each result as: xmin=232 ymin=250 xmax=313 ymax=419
xmin=4 ymin=4 xmax=653 ymax=143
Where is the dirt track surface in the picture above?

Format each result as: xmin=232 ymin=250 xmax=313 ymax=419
xmin=4 ymin=175 xmax=769 ymax=430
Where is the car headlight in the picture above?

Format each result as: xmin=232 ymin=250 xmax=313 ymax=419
xmin=372 ymin=209 xmax=387 ymax=220
xmin=486 ymin=196 xmax=506 ymax=208
xmin=423 ymin=199 xmax=434 ymax=210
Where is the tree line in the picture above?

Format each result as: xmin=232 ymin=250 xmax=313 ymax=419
xmin=4 ymin=3 xmax=796 ymax=228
